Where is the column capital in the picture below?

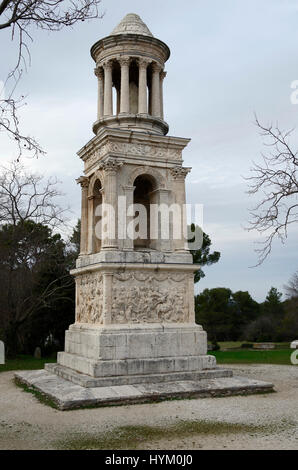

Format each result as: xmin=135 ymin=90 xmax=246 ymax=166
xmin=138 ymin=58 xmax=151 ymax=69
xmin=152 ymin=62 xmax=163 ymax=73
xmin=119 ymin=56 xmax=131 ymax=67
xmin=122 ymin=185 xmax=136 ymax=192
xmin=150 ymin=188 xmax=171 ymax=195
xmin=76 ymin=176 xmax=89 ymax=188
xmin=99 ymin=158 xmax=123 ymax=174
xmin=94 ymin=67 xmax=104 ymax=79
xmin=160 ymin=71 xmax=167 ymax=81
xmin=170 ymin=166 xmax=191 ymax=180
xmin=103 ymin=60 xmax=113 ymax=70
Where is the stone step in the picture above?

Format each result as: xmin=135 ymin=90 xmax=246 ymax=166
xmin=45 ymin=362 xmax=233 ymax=388
xmin=15 ymin=369 xmax=274 ymax=411
xmin=56 ymin=351 xmax=217 ymax=377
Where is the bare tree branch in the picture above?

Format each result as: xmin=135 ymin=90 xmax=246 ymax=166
xmin=245 ymin=115 xmax=298 ymax=265
xmin=0 ymin=93 xmax=45 ymax=160
xmin=284 ymin=270 xmax=298 ymax=299
xmin=0 ymin=160 xmax=69 ymax=228
xmin=1 ymin=0 xmax=103 ymax=159
xmin=17 ymin=273 xmax=74 ymax=324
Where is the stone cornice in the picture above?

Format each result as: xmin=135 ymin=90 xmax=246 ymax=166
xmin=77 ymin=128 xmax=191 ymax=171
xmin=91 ymin=34 xmax=170 ymax=63
xmin=92 ymin=114 xmax=168 ymax=137
xmin=71 ymin=262 xmax=196 ymax=277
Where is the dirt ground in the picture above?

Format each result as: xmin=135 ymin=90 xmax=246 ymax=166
xmin=0 ymin=364 xmax=297 ymax=450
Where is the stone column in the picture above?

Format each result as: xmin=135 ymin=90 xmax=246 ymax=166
xmin=170 ymin=166 xmax=191 ymax=252
xmin=87 ymin=195 xmax=95 ymax=253
xmin=103 ymin=61 xmax=113 ymax=116
xmin=76 ymin=176 xmax=89 ymax=255
xmin=94 ymin=67 xmax=104 ymax=119
xmin=119 ymin=57 xmax=130 ymax=114
xmin=138 ymin=59 xmax=149 ymax=114
xmin=121 ymin=185 xmax=135 ymax=250
xmin=149 ymin=188 xmax=171 ymax=252
xmin=160 ymin=71 xmax=167 ymax=120
xmin=152 ymin=62 xmax=162 ymax=118
xmin=116 ymin=87 xmax=120 ymax=115
xmin=99 ymin=158 xmax=123 ymax=250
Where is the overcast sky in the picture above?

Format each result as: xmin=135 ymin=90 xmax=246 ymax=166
xmin=1 ymin=0 xmax=298 ymax=301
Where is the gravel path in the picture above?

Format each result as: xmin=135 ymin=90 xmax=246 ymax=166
xmin=0 ymin=364 xmax=297 ymax=450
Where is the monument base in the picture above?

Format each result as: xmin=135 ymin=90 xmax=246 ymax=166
xmin=56 ymin=323 xmax=215 ymax=379
xmin=15 ymin=322 xmax=275 ymax=410
xmin=15 ymin=369 xmax=274 ymax=410
xmin=14 ymin=321 xmax=274 ymax=409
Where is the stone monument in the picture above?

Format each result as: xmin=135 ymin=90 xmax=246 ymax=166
xmin=15 ymin=14 xmax=273 ymax=408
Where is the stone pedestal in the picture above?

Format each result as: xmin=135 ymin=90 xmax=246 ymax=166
xmin=57 ymin=323 xmax=215 ymax=381
xmin=53 ymin=261 xmax=218 ymax=386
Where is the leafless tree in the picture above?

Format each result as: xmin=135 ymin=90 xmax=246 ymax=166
xmin=246 ymin=116 xmax=298 ymax=265
xmin=285 ymin=270 xmax=298 ymax=299
xmin=0 ymin=0 xmax=103 ymax=159
xmin=0 ymin=159 xmax=68 ymax=228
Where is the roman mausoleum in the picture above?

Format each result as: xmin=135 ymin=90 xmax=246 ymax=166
xmin=16 ymin=14 xmax=273 ymax=408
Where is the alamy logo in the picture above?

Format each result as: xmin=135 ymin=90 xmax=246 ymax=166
xmin=290 ymin=80 xmax=298 ymax=104
xmin=0 ymin=341 xmax=4 ymax=365
xmin=291 ymin=350 xmax=298 ymax=365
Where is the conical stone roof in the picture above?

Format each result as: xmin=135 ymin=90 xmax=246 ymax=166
xmin=111 ymin=13 xmax=153 ymax=37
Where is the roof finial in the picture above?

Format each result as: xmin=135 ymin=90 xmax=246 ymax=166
xmin=111 ymin=13 xmax=153 ymax=37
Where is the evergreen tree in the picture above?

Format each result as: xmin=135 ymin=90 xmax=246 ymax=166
xmin=189 ymin=225 xmax=221 ymax=283
xmin=262 ymin=287 xmax=283 ymax=317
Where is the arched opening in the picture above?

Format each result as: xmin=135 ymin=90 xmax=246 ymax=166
xmin=93 ymin=179 xmax=102 ymax=253
xmin=133 ymin=174 xmax=156 ymax=249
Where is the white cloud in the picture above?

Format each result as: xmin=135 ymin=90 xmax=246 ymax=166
xmin=1 ymin=0 xmax=297 ymax=299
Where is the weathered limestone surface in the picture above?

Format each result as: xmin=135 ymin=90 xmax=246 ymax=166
xmin=72 ymin=264 xmax=195 ymax=326
xmin=15 ymin=13 xmax=274 ymax=406
xmin=44 ymin=362 xmax=229 ymax=388
xmin=15 ymin=369 xmax=274 ymax=410
xmin=56 ymin=323 xmax=214 ymax=379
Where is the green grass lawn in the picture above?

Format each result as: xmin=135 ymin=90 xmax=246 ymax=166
xmin=209 ymin=349 xmax=293 ymax=365
xmin=0 ymin=354 xmax=57 ymax=373
xmin=216 ymin=341 xmax=290 ymax=350
xmin=0 ymin=345 xmax=295 ymax=373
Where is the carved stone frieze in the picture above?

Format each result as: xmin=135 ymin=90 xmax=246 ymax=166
xmin=76 ymin=272 xmax=103 ymax=324
xmin=84 ymin=141 xmax=182 ymax=171
xmin=111 ymin=271 xmax=190 ymax=324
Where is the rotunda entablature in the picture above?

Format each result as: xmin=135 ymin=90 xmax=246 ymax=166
xmin=91 ymin=34 xmax=170 ymax=67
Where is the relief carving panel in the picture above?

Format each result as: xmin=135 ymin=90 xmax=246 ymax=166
xmin=76 ymin=272 xmax=103 ymax=324
xmin=84 ymin=141 xmax=182 ymax=171
xmin=111 ymin=271 xmax=190 ymax=324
